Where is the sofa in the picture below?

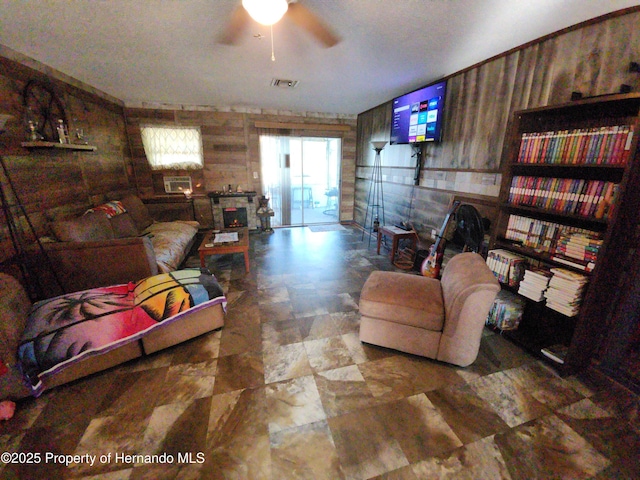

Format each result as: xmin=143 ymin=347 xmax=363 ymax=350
xmin=0 ymin=269 xmax=225 ymax=400
xmin=359 ymin=252 xmax=500 ymax=367
xmin=42 ymin=194 xmax=200 ymax=294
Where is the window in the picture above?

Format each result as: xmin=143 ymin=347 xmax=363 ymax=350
xmin=140 ymin=126 xmax=204 ymax=170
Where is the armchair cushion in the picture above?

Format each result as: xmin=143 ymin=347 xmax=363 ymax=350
xmin=358 ymin=252 xmax=500 ymax=367
xmin=120 ymin=195 xmax=154 ymax=232
xmin=360 ymin=271 xmax=444 ymax=331
xmin=51 ymin=212 xmax=114 ymax=242
xmin=0 ymin=275 xmax=30 ymax=363
xmin=440 ymin=251 xmax=501 ymax=337
xmin=0 ymin=274 xmax=34 ymax=399
xmin=109 ymin=212 xmax=139 ymax=238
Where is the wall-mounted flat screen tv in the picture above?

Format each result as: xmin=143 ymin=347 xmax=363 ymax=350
xmin=390 ymin=79 xmax=447 ymax=144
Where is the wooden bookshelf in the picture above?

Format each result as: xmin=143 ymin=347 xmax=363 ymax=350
xmin=489 ymin=93 xmax=640 ymax=374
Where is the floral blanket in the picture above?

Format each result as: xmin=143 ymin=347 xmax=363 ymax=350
xmin=18 ymin=269 xmax=225 ymax=395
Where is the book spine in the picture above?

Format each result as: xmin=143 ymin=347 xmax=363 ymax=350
xmin=602 ymin=126 xmax=618 ymax=164
xmin=620 ymin=125 xmax=635 ymax=166
xmin=517 ymin=133 xmax=529 ymax=163
xmin=588 ymin=181 xmax=606 ymax=217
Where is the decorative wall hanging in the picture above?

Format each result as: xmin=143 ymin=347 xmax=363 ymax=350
xmin=22 ymin=79 xmax=67 ymax=142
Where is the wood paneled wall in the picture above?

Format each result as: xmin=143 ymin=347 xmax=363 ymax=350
xmin=0 ymin=50 xmax=356 ymax=264
xmin=124 ymin=108 xmax=357 ymax=225
xmin=0 ymin=51 xmax=132 ymax=263
xmin=355 ymin=9 xmax=640 ymax=245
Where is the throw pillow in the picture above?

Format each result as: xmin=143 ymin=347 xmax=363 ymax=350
xmin=109 ymin=212 xmax=139 ymax=238
xmin=51 ymin=212 xmax=115 ymax=242
xmin=85 ymin=200 xmax=127 ymax=218
xmin=120 ymin=195 xmax=154 ymax=231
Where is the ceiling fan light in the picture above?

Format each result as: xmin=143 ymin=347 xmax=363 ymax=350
xmin=242 ymin=0 xmax=289 ymax=26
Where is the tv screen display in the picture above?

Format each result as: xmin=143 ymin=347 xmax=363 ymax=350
xmin=390 ymin=80 xmax=447 ymax=144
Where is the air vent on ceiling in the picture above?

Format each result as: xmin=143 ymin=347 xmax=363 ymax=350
xmin=271 ymin=78 xmax=299 ymax=89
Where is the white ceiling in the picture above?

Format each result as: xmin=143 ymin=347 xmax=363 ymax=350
xmin=1 ymin=0 xmax=639 ymax=115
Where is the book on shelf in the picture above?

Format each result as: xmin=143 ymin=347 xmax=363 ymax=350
xmin=505 ymin=214 xmax=560 ymax=252
xmin=550 ymin=254 xmax=596 ymax=272
xmin=541 ymin=344 xmax=569 ymax=364
xmin=504 ymin=215 xmax=603 ymax=262
xmin=550 ymin=267 xmax=590 ymax=283
xmin=486 ymin=249 xmax=527 ymax=287
xmin=517 ymin=267 xmax=551 ymax=302
xmin=553 ymin=230 xmax=602 ymax=272
xmin=518 ymin=285 xmax=546 ymax=302
xmin=516 ymin=125 xmax=634 ymax=165
xmin=486 ymin=290 xmax=526 ymax=331
xmin=543 ymin=268 xmax=589 ymax=316
xmin=508 ymin=176 xmax=618 ymax=219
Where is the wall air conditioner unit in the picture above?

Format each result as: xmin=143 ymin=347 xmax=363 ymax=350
xmin=163 ymin=176 xmax=193 ymax=194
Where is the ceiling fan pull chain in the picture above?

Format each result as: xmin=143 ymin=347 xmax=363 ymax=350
xmin=271 ymin=24 xmax=276 ymax=61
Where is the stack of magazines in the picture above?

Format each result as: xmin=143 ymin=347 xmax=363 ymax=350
xmin=552 ymin=231 xmax=602 ymax=272
xmin=544 ymin=268 xmax=589 ymax=316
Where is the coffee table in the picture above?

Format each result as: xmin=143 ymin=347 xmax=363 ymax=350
xmin=198 ymin=227 xmax=250 ymax=273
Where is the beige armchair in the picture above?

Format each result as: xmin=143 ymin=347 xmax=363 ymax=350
xmin=359 ymin=252 xmax=500 ymax=367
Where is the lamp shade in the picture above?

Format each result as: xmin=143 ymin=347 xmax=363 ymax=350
xmin=242 ymin=0 xmax=289 ymax=26
xmin=371 ymin=141 xmax=387 ymax=151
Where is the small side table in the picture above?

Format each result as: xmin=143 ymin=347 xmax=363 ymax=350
xmin=377 ymin=226 xmax=417 ymax=263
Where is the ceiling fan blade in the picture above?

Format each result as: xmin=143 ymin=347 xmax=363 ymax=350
xmin=287 ymin=2 xmax=340 ymax=48
xmin=218 ymin=5 xmax=251 ymax=45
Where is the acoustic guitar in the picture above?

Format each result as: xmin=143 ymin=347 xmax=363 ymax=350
xmin=421 ymin=201 xmax=460 ymax=278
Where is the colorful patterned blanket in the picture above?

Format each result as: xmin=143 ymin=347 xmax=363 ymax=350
xmin=18 ymin=269 xmax=226 ymax=395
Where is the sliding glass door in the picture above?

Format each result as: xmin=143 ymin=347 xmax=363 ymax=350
xmin=260 ymin=135 xmax=341 ymax=227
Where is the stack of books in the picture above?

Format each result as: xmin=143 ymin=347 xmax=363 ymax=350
xmin=552 ymin=231 xmax=603 ymax=272
xmin=486 ymin=290 xmax=526 ymax=331
xmin=486 ymin=249 xmax=527 ymax=287
xmin=544 ymin=268 xmax=589 ymax=316
xmin=518 ymin=268 xmax=552 ymax=302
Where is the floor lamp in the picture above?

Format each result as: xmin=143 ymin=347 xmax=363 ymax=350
xmin=0 ymin=114 xmax=63 ymax=299
xmin=361 ymin=141 xmax=387 ymax=245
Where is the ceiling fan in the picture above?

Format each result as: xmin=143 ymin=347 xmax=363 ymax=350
xmin=219 ymin=0 xmax=340 ymax=48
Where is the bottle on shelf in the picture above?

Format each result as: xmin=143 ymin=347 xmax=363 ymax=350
xmin=28 ymin=120 xmax=41 ymax=141
xmin=56 ymin=119 xmax=69 ymax=144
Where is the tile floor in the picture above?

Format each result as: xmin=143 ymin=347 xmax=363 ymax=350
xmin=1 ymin=225 xmax=638 ymax=479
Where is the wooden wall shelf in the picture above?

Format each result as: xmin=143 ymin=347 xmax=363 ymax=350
xmin=21 ymin=141 xmax=97 ymax=151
